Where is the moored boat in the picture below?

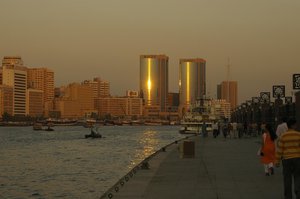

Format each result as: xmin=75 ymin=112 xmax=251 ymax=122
xmin=179 ymin=98 xmax=215 ymax=135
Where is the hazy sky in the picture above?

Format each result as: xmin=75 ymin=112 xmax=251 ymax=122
xmin=0 ymin=0 xmax=299 ymax=104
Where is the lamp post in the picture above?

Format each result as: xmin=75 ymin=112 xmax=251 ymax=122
xmin=260 ymin=92 xmax=271 ymax=124
xmin=273 ymin=85 xmax=285 ymax=127
xmin=292 ymin=74 xmax=300 ymax=130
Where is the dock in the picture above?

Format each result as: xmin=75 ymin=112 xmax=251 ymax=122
xmin=100 ymin=135 xmax=284 ymax=199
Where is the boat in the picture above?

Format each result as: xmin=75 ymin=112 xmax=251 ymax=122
xmin=179 ymin=98 xmax=215 ymax=135
xmin=46 ymin=118 xmax=78 ymax=126
xmin=84 ymin=119 xmax=96 ymax=128
xmin=33 ymin=123 xmax=43 ymax=130
xmin=44 ymin=124 xmax=54 ymax=131
xmin=85 ymin=126 xmax=102 ymax=139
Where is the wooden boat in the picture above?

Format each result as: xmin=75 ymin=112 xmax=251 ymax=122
xmin=33 ymin=123 xmax=43 ymax=130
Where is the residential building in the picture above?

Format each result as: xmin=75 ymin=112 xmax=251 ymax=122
xmin=82 ymin=77 xmax=110 ymax=98
xmin=27 ymin=68 xmax=54 ymax=116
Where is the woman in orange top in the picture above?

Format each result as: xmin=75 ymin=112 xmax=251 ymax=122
xmin=260 ymin=124 xmax=277 ymax=176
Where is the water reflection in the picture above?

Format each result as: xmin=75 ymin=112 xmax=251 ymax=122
xmin=129 ymin=129 xmax=159 ymax=168
xmin=0 ymin=126 xmax=184 ymax=198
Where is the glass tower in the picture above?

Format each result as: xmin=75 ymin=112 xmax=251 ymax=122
xmin=179 ymin=58 xmax=206 ymax=107
xmin=140 ymin=55 xmax=168 ymax=112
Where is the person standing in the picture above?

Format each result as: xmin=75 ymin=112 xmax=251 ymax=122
xmin=276 ymin=117 xmax=288 ymax=138
xmin=260 ymin=124 xmax=277 ymax=176
xmin=212 ymin=122 xmax=219 ymax=138
xmin=232 ymin=122 xmax=238 ymax=138
xmin=275 ymin=119 xmax=300 ymax=199
xmin=202 ymin=122 xmax=207 ymax=137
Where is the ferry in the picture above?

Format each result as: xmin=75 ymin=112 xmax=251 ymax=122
xmin=179 ymin=98 xmax=215 ymax=135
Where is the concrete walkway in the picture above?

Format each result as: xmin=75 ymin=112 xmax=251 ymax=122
xmin=102 ymin=135 xmax=284 ymax=199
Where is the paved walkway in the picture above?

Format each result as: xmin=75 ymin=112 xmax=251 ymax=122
xmin=102 ymin=135 xmax=284 ymax=199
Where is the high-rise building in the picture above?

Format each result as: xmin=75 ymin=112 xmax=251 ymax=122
xmin=27 ymin=68 xmax=54 ymax=116
xmin=82 ymin=77 xmax=110 ymax=98
xmin=26 ymin=89 xmax=44 ymax=117
xmin=54 ymin=83 xmax=94 ymax=118
xmin=140 ymin=55 xmax=168 ymax=112
xmin=179 ymin=58 xmax=206 ymax=112
xmin=2 ymin=56 xmax=27 ymax=116
xmin=27 ymin=68 xmax=54 ymax=102
xmin=0 ymin=85 xmax=13 ymax=117
xmin=217 ymin=81 xmax=238 ymax=109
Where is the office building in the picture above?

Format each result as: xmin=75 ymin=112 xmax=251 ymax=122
xmin=140 ymin=55 xmax=168 ymax=113
xmin=217 ymin=81 xmax=238 ymax=109
xmin=2 ymin=56 xmax=27 ymax=116
xmin=179 ymin=58 xmax=206 ymax=112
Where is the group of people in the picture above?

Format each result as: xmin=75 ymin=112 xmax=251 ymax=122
xmin=212 ymin=121 xmax=253 ymax=139
xmin=259 ymin=118 xmax=300 ymax=199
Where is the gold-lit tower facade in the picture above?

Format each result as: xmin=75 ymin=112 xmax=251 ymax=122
xmin=179 ymin=58 xmax=206 ymax=110
xmin=140 ymin=55 xmax=168 ymax=112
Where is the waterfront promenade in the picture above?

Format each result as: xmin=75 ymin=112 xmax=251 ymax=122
xmin=102 ymin=134 xmax=284 ymax=199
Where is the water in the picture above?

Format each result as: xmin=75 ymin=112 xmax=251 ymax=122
xmin=0 ymin=125 xmax=184 ymax=199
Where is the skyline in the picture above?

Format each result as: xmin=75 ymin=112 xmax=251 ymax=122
xmin=1 ymin=0 xmax=299 ymax=103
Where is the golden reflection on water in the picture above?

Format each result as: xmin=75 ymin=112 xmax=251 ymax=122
xmin=130 ymin=129 xmax=159 ymax=167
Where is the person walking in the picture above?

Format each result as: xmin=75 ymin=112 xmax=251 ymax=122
xmin=275 ymin=119 xmax=300 ymax=199
xmin=260 ymin=124 xmax=277 ymax=176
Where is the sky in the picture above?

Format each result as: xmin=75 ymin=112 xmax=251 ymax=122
xmin=0 ymin=0 xmax=299 ymax=104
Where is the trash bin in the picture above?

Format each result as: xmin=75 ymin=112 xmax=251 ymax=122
xmin=180 ymin=140 xmax=195 ymax=158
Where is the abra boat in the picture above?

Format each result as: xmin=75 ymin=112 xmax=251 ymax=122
xmin=85 ymin=126 xmax=102 ymax=139
xmin=33 ymin=123 xmax=43 ymax=130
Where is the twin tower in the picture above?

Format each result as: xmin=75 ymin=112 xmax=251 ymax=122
xmin=140 ymin=55 xmax=206 ymax=113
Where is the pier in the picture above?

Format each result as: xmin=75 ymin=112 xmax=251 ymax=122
xmin=100 ymin=135 xmax=284 ymax=199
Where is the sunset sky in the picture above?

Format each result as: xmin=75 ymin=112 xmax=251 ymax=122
xmin=0 ymin=0 xmax=299 ymax=103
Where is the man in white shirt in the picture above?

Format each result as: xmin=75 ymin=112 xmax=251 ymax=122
xmin=276 ymin=117 xmax=288 ymax=138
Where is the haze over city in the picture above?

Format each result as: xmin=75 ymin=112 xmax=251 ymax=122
xmin=1 ymin=0 xmax=299 ymax=103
